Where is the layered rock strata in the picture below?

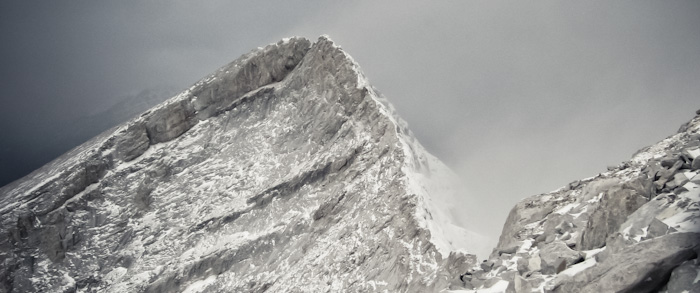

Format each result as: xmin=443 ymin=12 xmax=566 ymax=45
xmin=0 ymin=36 xmax=475 ymax=292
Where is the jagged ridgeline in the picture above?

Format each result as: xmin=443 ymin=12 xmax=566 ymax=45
xmin=0 ymin=36 xmax=479 ymax=292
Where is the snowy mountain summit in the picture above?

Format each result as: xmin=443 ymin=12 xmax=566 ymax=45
xmin=0 ymin=36 xmax=479 ymax=292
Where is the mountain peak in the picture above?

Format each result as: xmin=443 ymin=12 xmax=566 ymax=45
xmin=0 ymin=36 xmax=477 ymax=292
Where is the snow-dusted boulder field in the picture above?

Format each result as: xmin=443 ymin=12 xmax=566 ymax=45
xmin=449 ymin=113 xmax=700 ymax=292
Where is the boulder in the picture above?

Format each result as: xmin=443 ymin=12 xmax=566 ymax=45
xmin=554 ymin=232 xmax=700 ymax=293
xmin=693 ymin=157 xmax=700 ymax=170
xmin=528 ymin=253 xmax=542 ymax=272
xmin=539 ymin=241 xmax=582 ymax=274
xmin=665 ymin=259 xmax=700 ymax=293
xmin=526 ymin=276 xmax=545 ymax=290
xmin=440 ymin=252 xmax=478 ymax=291
xmin=480 ymin=260 xmax=494 ymax=271
xmin=555 ymin=221 xmax=575 ymax=235
xmin=496 ymin=195 xmax=558 ymax=251
xmin=498 ymin=243 xmax=520 ymax=255
xmin=681 ymin=147 xmax=699 ymax=161
xmin=579 ymin=186 xmax=648 ymax=250
xmin=645 ymin=218 xmax=674 ymax=240
xmin=516 ymin=256 xmax=529 ymax=274
xmin=512 ymin=275 xmax=532 ymax=293
xmin=661 ymin=157 xmax=681 ymax=168
xmin=543 ymin=213 xmax=575 ymax=236
xmin=665 ymin=173 xmax=690 ymax=190
xmin=654 ymin=160 xmax=685 ymax=192
xmin=616 ymin=197 xmax=672 ymax=244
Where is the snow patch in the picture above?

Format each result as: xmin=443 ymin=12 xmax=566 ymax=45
xmin=104 ymin=267 xmax=128 ymax=285
xmin=587 ymin=192 xmax=604 ymax=204
xmin=447 ymin=280 xmax=510 ymax=293
xmin=583 ymin=247 xmax=606 ymax=259
xmin=182 ymin=275 xmax=217 ymax=293
xmin=554 ymin=203 xmax=579 ymax=215
xmin=560 ymin=257 xmax=597 ymax=277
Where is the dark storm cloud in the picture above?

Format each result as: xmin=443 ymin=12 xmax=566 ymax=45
xmin=2 ymin=1 xmax=699 ymax=256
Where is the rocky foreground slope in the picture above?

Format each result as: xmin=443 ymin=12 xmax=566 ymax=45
xmin=448 ymin=113 xmax=700 ymax=292
xmin=0 ymin=36 xmax=479 ymax=292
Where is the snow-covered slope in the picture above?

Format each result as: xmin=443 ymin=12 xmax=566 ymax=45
xmin=0 ymin=36 xmax=479 ymax=292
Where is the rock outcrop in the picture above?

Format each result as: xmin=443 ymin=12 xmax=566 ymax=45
xmin=448 ymin=112 xmax=700 ymax=292
xmin=0 ymin=36 xmax=477 ymax=292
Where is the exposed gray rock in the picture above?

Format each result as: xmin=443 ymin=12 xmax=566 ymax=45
xmin=506 ymin=275 xmax=532 ymax=293
xmin=528 ymin=253 xmax=542 ymax=272
xmin=442 ymin=252 xmax=479 ymax=291
xmin=496 ymin=194 xmax=558 ymax=251
xmin=539 ymin=241 xmax=582 ymax=274
xmin=481 ymin=259 xmax=495 ymax=271
xmin=498 ymin=243 xmax=520 ymax=255
xmin=655 ymin=160 xmax=685 ymax=192
xmin=115 ymin=122 xmax=150 ymax=161
xmin=554 ymin=233 xmax=700 ymax=293
xmin=579 ymin=185 xmax=649 ymax=250
xmin=661 ymin=157 xmax=681 ymax=168
xmin=666 ymin=172 xmax=691 ymax=190
xmin=646 ymin=218 xmax=675 ymax=240
xmin=516 ymin=255 xmax=529 ymax=274
xmin=665 ymin=258 xmax=700 ymax=293
xmin=144 ymin=99 xmax=197 ymax=143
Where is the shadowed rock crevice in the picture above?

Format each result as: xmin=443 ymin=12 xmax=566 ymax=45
xmin=247 ymin=144 xmax=363 ymax=208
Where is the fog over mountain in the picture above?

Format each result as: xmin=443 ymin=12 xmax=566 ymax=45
xmin=2 ymin=0 xmax=700 ymax=255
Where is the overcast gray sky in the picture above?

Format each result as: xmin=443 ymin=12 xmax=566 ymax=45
xmin=2 ymin=1 xmax=699 ymax=251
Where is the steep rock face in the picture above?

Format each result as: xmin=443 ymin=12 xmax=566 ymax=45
xmin=0 ymin=37 xmax=476 ymax=292
xmin=449 ymin=114 xmax=700 ymax=292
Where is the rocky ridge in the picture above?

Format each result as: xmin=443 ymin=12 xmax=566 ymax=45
xmin=0 ymin=36 xmax=478 ymax=292
xmin=448 ymin=112 xmax=700 ymax=292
